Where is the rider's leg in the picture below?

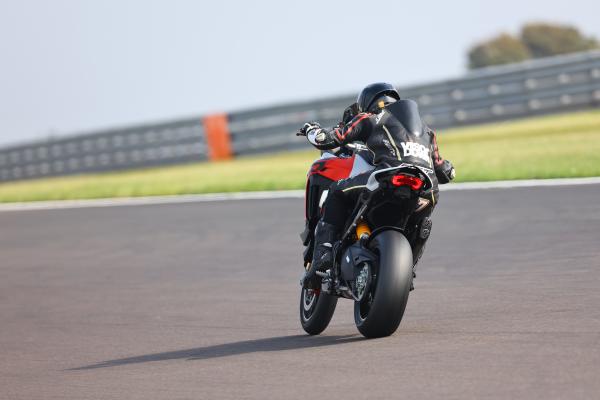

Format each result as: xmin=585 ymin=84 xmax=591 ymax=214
xmin=410 ymin=211 xmax=433 ymax=268
xmin=409 ymin=191 xmax=439 ymax=267
xmin=322 ymin=173 xmax=371 ymax=223
xmin=302 ymin=173 xmax=370 ymax=288
xmin=301 ymin=220 xmax=340 ymax=288
xmin=406 ymin=192 xmax=439 ymax=290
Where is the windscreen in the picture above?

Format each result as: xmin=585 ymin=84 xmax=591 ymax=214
xmin=386 ymin=99 xmax=424 ymax=137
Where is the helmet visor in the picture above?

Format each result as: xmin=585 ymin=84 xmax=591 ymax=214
xmin=368 ymin=95 xmax=398 ymax=112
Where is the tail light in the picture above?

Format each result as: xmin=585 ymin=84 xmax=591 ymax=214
xmin=391 ymin=174 xmax=424 ymax=190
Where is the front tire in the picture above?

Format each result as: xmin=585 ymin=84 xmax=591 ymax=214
xmin=354 ymin=230 xmax=413 ymax=338
xmin=300 ymin=288 xmax=337 ymax=335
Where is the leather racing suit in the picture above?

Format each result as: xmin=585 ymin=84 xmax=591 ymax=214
xmin=304 ymin=99 xmax=454 ymax=287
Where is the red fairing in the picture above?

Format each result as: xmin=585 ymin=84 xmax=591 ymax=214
xmin=308 ymin=156 xmax=354 ymax=181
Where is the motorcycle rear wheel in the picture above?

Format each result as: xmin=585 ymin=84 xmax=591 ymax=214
xmin=300 ymin=287 xmax=337 ymax=335
xmin=354 ymin=230 xmax=413 ymax=338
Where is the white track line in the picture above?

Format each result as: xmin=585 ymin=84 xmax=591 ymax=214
xmin=440 ymin=176 xmax=600 ymax=191
xmin=0 ymin=191 xmax=304 ymax=212
xmin=0 ymin=177 xmax=598 ymax=212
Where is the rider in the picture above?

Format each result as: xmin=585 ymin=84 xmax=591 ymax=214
xmin=300 ymin=82 xmax=455 ymax=288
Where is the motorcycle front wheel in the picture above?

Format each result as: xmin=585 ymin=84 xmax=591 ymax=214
xmin=354 ymin=230 xmax=413 ymax=338
xmin=300 ymin=287 xmax=337 ymax=335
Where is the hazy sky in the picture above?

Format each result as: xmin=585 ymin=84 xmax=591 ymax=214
xmin=1 ymin=0 xmax=599 ymax=146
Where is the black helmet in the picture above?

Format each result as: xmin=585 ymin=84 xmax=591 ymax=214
xmin=357 ymin=82 xmax=400 ymax=113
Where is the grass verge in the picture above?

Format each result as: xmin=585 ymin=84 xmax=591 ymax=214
xmin=1 ymin=109 xmax=599 ymax=202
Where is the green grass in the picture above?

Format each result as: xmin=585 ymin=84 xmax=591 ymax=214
xmin=439 ymin=109 xmax=600 ymax=181
xmin=1 ymin=109 xmax=599 ymax=203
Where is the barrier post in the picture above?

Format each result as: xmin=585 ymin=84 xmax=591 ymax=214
xmin=202 ymin=113 xmax=233 ymax=160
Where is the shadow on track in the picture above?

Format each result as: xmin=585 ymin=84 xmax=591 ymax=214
xmin=70 ymin=334 xmax=362 ymax=370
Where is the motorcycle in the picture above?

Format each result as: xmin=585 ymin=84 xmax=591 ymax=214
xmin=298 ymin=110 xmax=435 ymax=338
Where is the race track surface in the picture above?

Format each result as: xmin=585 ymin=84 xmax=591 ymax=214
xmin=1 ymin=184 xmax=599 ymax=399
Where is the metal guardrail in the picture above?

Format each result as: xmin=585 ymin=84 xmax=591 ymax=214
xmin=227 ymin=50 xmax=600 ymax=156
xmin=0 ymin=119 xmax=206 ymax=182
xmin=1 ymin=50 xmax=599 ymax=182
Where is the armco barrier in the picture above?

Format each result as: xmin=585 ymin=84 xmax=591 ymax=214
xmin=0 ymin=118 xmax=207 ymax=182
xmin=1 ymin=50 xmax=599 ymax=182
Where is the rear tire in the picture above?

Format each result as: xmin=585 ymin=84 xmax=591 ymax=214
xmin=300 ymin=288 xmax=338 ymax=335
xmin=354 ymin=230 xmax=413 ymax=338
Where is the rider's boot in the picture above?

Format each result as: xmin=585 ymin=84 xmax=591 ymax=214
xmin=301 ymin=221 xmax=339 ymax=289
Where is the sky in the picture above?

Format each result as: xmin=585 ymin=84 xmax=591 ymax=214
xmin=1 ymin=0 xmax=599 ymax=146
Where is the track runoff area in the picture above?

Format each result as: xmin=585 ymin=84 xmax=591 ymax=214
xmin=1 ymin=178 xmax=600 ymax=398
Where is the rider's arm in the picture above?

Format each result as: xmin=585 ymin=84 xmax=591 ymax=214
xmin=430 ymin=130 xmax=455 ymax=184
xmin=305 ymin=113 xmax=373 ymax=150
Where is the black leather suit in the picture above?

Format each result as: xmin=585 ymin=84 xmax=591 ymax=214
xmin=312 ymin=99 xmax=453 ymax=264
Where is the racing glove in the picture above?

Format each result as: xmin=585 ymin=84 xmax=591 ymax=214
xmin=297 ymin=122 xmax=338 ymax=149
xmin=298 ymin=121 xmax=321 ymax=136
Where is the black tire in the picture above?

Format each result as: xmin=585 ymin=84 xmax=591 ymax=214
xmin=354 ymin=230 xmax=413 ymax=338
xmin=300 ymin=288 xmax=338 ymax=335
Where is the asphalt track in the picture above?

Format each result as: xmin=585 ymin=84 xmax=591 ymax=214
xmin=1 ymin=183 xmax=599 ymax=399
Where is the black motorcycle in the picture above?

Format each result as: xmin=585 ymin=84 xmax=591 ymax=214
xmin=299 ymin=145 xmax=435 ymax=338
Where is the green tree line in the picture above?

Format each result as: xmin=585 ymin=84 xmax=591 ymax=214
xmin=468 ymin=22 xmax=599 ymax=69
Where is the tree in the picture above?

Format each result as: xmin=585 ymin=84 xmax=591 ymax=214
xmin=521 ymin=23 xmax=599 ymax=58
xmin=467 ymin=22 xmax=600 ymax=69
xmin=468 ymin=34 xmax=531 ymax=69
